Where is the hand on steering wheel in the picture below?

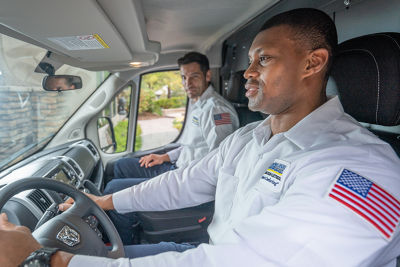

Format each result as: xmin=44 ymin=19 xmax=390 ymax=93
xmin=0 ymin=178 xmax=124 ymax=259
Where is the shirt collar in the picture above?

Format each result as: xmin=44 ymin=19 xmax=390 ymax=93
xmin=191 ymin=85 xmax=214 ymax=107
xmin=253 ymin=119 xmax=273 ymax=146
xmin=283 ymin=96 xmax=344 ymax=149
xmin=253 ymin=96 xmax=344 ymax=149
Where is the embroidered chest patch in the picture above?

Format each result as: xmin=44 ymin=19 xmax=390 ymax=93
xmin=327 ymin=168 xmax=400 ymax=241
xmin=261 ymin=159 xmax=290 ymax=192
xmin=192 ymin=116 xmax=200 ymax=126
xmin=213 ymin=113 xmax=231 ymax=126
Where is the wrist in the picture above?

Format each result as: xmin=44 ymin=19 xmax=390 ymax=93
xmin=19 ymin=247 xmax=60 ymax=267
xmin=162 ymin=153 xmax=171 ymax=162
xmin=99 ymin=194 xmax=114 ymax=210
xmin=50 ymin=251 xmax=74 ymax=267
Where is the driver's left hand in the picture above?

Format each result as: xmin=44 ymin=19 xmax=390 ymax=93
xmin=0 ymin=213 xmax=41 ymax=267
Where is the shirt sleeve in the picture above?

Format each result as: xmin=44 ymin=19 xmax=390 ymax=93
xmin=68 ymin=243 xmax=268 ymax=267
xmin=201 ymin=104 xmax=239 ymax=152
xmin=112 ymin=134 xmax=233 ymax=213
xmin=71 ymin=164 xmax=397 ymax=267
xmin=166 ymin=147 xmax=183 ymax=163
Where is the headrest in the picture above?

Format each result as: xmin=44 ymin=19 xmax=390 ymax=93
xmin=225 ymin=70 xmax=248 ymax=104
xmin=330 ymin=32 xmax=400 ymax=126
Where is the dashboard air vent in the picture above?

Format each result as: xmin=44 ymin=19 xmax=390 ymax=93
xmin=86 ymin=143 xmax=98 ymax=157
xmin=27 ymin=190 xmax=51 ymax=213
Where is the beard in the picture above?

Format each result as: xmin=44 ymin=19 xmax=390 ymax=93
xmin=248 ymin=86 xmax=264 ymax=112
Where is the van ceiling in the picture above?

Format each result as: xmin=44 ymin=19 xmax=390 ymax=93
xmin=0 ymin=0 xmax=279 ymax=71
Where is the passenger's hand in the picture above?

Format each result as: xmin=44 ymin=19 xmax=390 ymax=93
xmin=0 ymin=213 xmax=41 ymax=267
xmin=58 ymin=193 xmax=114 ymax=211
xmin=139 ymin=153 xmax=170 ymax=168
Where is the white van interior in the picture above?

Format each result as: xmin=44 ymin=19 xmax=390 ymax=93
xmin=0 ymin=0 xmax=399 ymax=259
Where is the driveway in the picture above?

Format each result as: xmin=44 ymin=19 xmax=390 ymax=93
xmin=138 ymin=117 xmax=179 ymax=150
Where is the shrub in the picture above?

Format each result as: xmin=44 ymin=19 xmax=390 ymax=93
xmin=155 ymin=96 xmax=186 ymax=109
xmin=139 ymin=90 xmax=157 ymax=113
xmin=114 ymin=120 xmax=142 ymax=152
xmin=135 ymin=124 xmax=142 ymax=151
xmin=172 ymin=116 xmax=184 ymax=131
xmin=114 ymin=120 xmax=128 ymax=153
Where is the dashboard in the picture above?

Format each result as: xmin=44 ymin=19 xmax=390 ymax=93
xmin=0 ymin=139 xmax=103 ymax=231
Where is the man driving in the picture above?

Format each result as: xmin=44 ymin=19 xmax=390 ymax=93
xmin=1 ymin=8 xmax=400 ymax=267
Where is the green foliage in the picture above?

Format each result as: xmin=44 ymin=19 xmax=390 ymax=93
xmin=139 ymin=71 xmax=185 ymax=115
xmin=172 ymin=116 xmax=184 ymax=131
xmin=141 ymin=70 xmax=184 ymax=97
xmin=114 ymin=120 xmax=129 ymax=153
xmin=155 ymin=96 xmax=186 ymax=109
xmin=135 ymin=124 xmax=142 ymax=151
xmin=114 ymin=120 xmax=142 ymax=152
xmin=138 ymin=89 xmax=157 ymax=113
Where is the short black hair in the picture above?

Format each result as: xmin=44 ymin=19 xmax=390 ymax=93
xmin=65 ymin=77 xmax=74 ymax=87
xmin=260 ymin=8 xmax=338 ymax=79
xmin=177 ymin=52 xmax=210 ymax=76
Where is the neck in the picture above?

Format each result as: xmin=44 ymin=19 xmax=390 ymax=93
xmin=270 ymin=92 xmax=327 ymax=136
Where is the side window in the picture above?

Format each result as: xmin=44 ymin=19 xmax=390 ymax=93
xmin=135 ymin=70 xmax=187 ymax=151
xmin=98 ymin=85 xmax=132 ymax=153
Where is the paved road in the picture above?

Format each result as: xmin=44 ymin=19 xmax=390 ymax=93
xmin=138 ymin=117 xmax=179 ymax=151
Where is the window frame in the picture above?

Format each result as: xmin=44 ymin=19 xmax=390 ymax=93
xmin=133 ymin=69 xmax=189 ymax=152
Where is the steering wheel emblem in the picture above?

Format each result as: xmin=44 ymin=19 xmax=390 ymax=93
xmin=56 ymin=225 xmax=80 ymax=247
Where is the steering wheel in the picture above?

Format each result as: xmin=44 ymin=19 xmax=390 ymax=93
xmin=0 ymin=178 xmax=125 ymax=258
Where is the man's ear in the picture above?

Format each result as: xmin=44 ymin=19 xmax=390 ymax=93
xmin=303 ymin=48 xmax=329 ymax=78
xmin=206 ymin=70 xmax=212 ymax=83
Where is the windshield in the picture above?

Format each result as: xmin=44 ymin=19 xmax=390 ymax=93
xmin=0 ymin=33 xmax=109 ymax=171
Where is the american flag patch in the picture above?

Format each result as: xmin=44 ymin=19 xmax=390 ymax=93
xmin=213 ymin=113 xmax=231 ymax=126
xmin=328 ymin=168 xmax=400 ymax=240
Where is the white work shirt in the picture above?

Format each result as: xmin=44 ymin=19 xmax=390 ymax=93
xmin=70 ymin=97 xmax=400 ymax=266
xmin=167 ymin=85 xmax=239 ymax=168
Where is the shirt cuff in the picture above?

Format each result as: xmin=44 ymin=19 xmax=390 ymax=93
xmin=68 ymin=255 xmax=115 ymax=267
xmin=112 ymin=187 xmax=134 ymax=213
xmin=166 ymin=147 xmax=182 ymax=162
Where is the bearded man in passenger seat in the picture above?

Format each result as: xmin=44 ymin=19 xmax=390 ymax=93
xmin=102 ymin=52 xmax=240 ymax=244
xmin=105 ymin=51 xmax=239 ymax=193
xmin=2 ymin=8 xmax=400 ymax=267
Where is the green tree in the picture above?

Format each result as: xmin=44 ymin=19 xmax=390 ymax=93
xmin=114 ymin=120 xmax=142 ymax=152
xmin=139 ymin=71 xmax=185 ymax=115
xmin=141 ymin=71 xmax=184 ymax=98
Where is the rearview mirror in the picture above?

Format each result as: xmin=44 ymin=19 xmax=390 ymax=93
xmin=42 ymin=75 xmax=82 ymax=91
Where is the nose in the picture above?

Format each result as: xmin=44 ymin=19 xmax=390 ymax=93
xmin=183 ymin=77 xmax=192 ymax=88
xmin=243 ymin=61 xmax=259 ymax=80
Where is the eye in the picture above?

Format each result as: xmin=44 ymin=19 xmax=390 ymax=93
xmin=259 ymin=55 xmax=270 ymax=66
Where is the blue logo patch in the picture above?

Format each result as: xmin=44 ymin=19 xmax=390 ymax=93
xmin=192 ymin=116 xmax=200 ymax=126
xmin=261 ymin=159 xmax=290 ymax=192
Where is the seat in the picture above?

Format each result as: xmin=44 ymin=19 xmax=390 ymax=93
xmin=223 ymin=70 xmax=265 ymax=127
xmin=330 ymin=32 xmax=400 ymax=156
xmin=137 ymin=201 xmax=214 ymax=244
xmin=134 ymin=70 xmax=265 ymax=244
